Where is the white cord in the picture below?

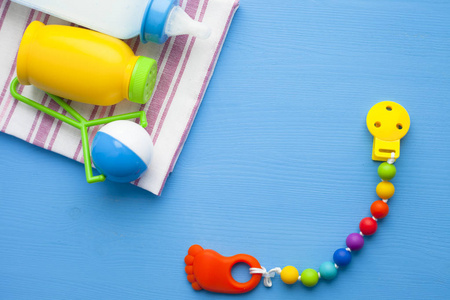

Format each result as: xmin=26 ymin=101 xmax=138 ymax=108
xmin=387 ymin=152 xmax=396 ymax=164
xmin=250 ymin=267 xmax=281 ymax=287
xmin=248 ymin=152 xmax=397 ymax=289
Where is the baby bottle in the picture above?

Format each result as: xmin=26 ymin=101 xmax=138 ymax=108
xmin=17 ymin=21 xmax=157 ymax=106
xmin=11 ymin=0 xmax=211 ymax=44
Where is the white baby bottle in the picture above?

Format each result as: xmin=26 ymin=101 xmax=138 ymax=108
xmin=11 ymin=0 xmax=211 ymax=44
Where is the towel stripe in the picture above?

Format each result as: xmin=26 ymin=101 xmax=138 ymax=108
xmin=22 ymin=14 xmax=63 ymax=147
xmin=157 ymin=0 xmax=240 ymax=194
xmin=0 ymin=9 xmax=36 ymax=132
xmin=132 ymin=0 xmax=203 ymax=186
xmin=25 ymin=94 xmax=47 ymax=143
xmin=47 ymin=100 xmax=71 ymax=151
xmin=153 ymin=0 xmax=209 ymax=143
xmin=142 ymin=0 xmax=201 ymax=136
xmin=139 ymin=0 xmax=189 ymax=119
xmin=136 ymin=31 xmax=172 ymax=123
xmin=0 ymin=0 xmax=23 ymax=116
xmin=0 ymin=0 xmax=11 ymax=32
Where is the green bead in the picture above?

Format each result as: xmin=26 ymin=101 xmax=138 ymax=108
xmin=319 ymin=261 xmax=337 ymax=280
xmin=300 ymin=268 xmax=319 ymax=287
xmin=377 ymin=162 xmax=396 ymax=180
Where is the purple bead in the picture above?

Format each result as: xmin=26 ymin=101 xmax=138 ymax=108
xmin=346 ymin=233 xmax=364 ymax=251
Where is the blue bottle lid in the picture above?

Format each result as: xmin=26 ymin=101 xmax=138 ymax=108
xmin=140 ymin=0 xmax=179 ymax=44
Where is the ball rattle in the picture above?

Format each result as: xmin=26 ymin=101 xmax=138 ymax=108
xmin=10 ymin=77 xmax=153 ymax=184
xmin=92 ymin=120 xmax=153 ymax=183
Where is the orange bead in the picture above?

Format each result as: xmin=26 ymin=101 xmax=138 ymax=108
xmin=371 ymin=200 xmax=389 ymax=219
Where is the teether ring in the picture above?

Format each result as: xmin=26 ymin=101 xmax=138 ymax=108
xmin=184 ymin=101 xmax=410 ymax=294
xmin=184 ymin=245 xmax=262 ymax=294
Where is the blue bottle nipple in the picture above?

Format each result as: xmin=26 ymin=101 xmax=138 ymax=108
xmin=140 ymin=0 xmax=211 ymax=44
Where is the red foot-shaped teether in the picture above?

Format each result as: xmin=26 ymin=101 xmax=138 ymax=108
xmin=184 ymin=245 xmax=262 ymax=294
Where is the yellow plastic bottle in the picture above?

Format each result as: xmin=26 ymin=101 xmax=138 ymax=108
xmin=17 ymin=21 xmax=157 ymax=106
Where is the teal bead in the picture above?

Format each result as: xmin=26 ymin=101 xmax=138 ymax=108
xmin=319 ymin=261 xmax=337 ymax=280
xmin=377 ymin=162 xmax=396 ymax=180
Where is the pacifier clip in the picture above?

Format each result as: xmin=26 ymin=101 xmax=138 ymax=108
xmin=184 ymin=101 xmax=410 ymax=294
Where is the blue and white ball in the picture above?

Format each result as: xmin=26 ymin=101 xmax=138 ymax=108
xmin=91 ymin=120 xmax=153 ymax=183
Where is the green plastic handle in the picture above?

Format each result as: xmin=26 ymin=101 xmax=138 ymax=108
xmin=9 ymin=77 xmax=148 ymax=184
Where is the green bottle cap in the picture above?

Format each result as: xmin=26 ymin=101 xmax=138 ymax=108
xmin=128 ymin=56 xmax=157 ymax=104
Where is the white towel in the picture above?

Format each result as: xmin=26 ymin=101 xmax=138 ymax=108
xmin=0 ymin=0 xmax=239 ymax=195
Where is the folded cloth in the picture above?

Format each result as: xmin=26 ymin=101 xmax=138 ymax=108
xmin=0 ymin=0 xmax=239 ymax=195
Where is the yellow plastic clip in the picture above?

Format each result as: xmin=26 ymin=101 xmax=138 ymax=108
xmin=366 ymin=101 xmax=410 ymax=161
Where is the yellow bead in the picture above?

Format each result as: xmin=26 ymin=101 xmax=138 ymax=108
xmin=280 ymin=266 xmax=299 ymax=285
xmin=376 ymin=181 xmax=395 ymax=199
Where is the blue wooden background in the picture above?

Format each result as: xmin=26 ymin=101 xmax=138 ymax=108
xmin=1 ymin=1 xmax=450 ymax=299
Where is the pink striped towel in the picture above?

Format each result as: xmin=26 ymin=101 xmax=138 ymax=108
xmin=0 ymin=0 xmax=239 ymax=195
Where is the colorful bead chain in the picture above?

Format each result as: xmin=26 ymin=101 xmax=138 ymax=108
xmin=184 ymin=101 xmax=411 ymax=294
xmin=250 ymin=153 xmax=397 ymax=288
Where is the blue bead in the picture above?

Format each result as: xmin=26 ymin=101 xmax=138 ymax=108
xmin=333 ymin=248 xmax=352 ymax=266
xmin=319 ymin=261 xmax=337 ymax=280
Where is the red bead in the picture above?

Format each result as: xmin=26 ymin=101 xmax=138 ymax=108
xmin=359 ymin=217 xmax=378 ymax=235
xmin=371 ymin=200 xmax=389 ymax=219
